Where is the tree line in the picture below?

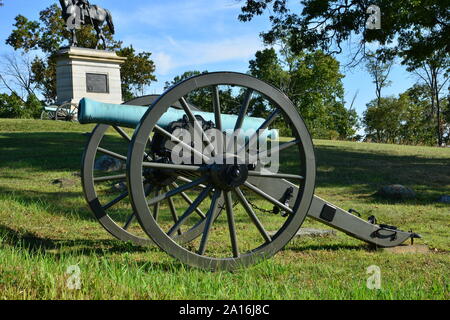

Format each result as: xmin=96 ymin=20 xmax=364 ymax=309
xmin=0 ymin=1 xmax=448 ymax=146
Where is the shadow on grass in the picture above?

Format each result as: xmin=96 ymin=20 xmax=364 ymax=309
xmin=0 ymin=224 xmax=150 ymax=257
xmin=287 ymin=243 xmax=369 ymax=252
xmin=0 ymin=224 xmax=197 ymax=272
xmin=0 ymin=131 xmax=127 ymax=172
xmin=282 ymin=143 xmax=450 ymax=204
xmin=0 ymin=186 xmax=96 ymax=222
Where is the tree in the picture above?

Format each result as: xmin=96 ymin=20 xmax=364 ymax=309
xmin=406 ymin=49 xmax=450 ymax=146
xmin=362 ymin=86 xmax=442 ymax=145
xmin=5 ymin=4 xmax=156 ymax=103
xmin=117 ymin=46 xmax=156 ymax=101
xmin=164 ymin=71 xmax=207 ymax=90
xmin=0 ymin=92 xmax=42 ymax=119
xmin=365 ymin=51 xmax=393 ymax=107
xmin=248 ymin=47 xmax=357 ymax=139
xmin=0 ymin=53 xmax=39 ymax=102
xmin=238 ymin=0 xmax=449 ymax=65
xmin=363 ymin=96 xmax=408 ymax=143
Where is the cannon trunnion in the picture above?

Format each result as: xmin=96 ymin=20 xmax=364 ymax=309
xmin=79 ymin=72 xmax=419 ymax=271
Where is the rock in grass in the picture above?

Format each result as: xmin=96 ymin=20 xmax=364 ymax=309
xmin=94 ymin=155 xmax=124 ymax=172
xmin=376 ymin=184 xmax=416 ymax=200
xmin=112 ymin=182 xmax=127 ymax=192
xmin=437 ymin=195 xmax=450 ymax=204
xmin=51 ymin=178 xmax=77 ymax=188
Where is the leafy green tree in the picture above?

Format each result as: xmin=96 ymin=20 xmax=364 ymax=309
xmin=365 ymin=51 xmax=393 ymax=107
xmin=405 ymin=49 xmax=450 ymax=146
xmin=5 ymin=4 xmax=156 ymax=103
xmin=239 ymin=0 xmax=449 ymax=65
xmin=164 ymin=71 xmax=241 ymax=116
xmin=0 ymin=93 xmax=24 ymax=118
xmin=164 ymin=71 xmax=207 ymax=90
xmin=0 ymin=92 xmax=42 ymax=119
xmin=362 ymin=86 xmax=442 ymax=145
xmin=117 ymin=46 xmax=157 ymax=101
xmin=248 ymin=47 xmax=357 ymax=139
xmin=363 ymin=96 xmax=407 ymax=143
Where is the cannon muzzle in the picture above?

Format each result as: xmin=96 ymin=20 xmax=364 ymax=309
xmin=78 ymin=98 xmax=278 ymax=139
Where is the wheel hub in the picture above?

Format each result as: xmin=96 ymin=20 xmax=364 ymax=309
xmin=210 ymin=164 xmax=248 ymax=190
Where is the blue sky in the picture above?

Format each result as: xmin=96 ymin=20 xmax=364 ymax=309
xmin=0 ymin=0 xmax=417 ymax=117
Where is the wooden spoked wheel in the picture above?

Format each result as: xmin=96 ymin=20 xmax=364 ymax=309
xmin=40 ymin=109 xmax=56 ymax=120
xmin=127 ymin=72 xmax=316 ymax=270
xmin=56 ymin=102 xmax=78 ymax=121
xmin=81 ymin=96 xmax=211 ymax=246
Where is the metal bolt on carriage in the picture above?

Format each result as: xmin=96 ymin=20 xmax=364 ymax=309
xmin=78 ymin=72 xmax=420 ymax=271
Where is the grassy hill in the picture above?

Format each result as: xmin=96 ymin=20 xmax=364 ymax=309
xmin=0 ymin=119 xmax=448 ymax=299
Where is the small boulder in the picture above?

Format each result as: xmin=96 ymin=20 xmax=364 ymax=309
xmin=112 ymin=182 xmax=127 ymax=192
xmin=51 ymin=178 xmax=77 ymax=188
xmin=94 ymin=155 xmax=124 ymax=172
xmin=437 ymin=195 xmax=450 ymax=204
xmin=376 ymin=184 xmax=416 ymax=200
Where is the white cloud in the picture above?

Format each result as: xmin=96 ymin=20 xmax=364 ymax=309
xmin=126 ymin=34 xmax=264 ymax=75
xmin=114 ymin=0 xmax=241 ymax=29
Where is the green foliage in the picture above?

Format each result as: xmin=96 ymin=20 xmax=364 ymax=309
xmin=362 ymin=85 xmax=441 ymax=145
xmin=30 ymin=55 xmax=57 ymax=104
xmin=164 ymin=71 xmax=241 ymax=115
xmin=164 ymin=71 xmax=207 ymax=90
xmin=0 ymin=93 xmax=42 ymax=119
xmin=117 ymin=46 xmax=157 ymax=101
xmin=0 ymin=119 xmax=449 ymax=299
xmin=5 ymin=4 xmax=156 ymax=103
xmin=248 ymin=47 xmax=357 ymax=139
xmin=239 ymin=0 xmax=449 ymax=65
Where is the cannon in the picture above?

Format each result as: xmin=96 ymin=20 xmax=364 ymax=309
xmin=79 ymin=72 xmax=420 ymax=270
xmin=41 ymin=101 xmax=78 ymax=122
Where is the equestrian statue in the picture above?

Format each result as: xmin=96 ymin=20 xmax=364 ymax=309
xmin=59 ymin=0 xmax=115 ymax=49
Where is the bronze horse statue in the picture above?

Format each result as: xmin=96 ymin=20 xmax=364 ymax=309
xmin=59 ymin=0 xmax=115 ymax=49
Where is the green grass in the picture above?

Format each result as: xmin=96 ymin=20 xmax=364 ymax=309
xmin=0 ymin=119 xmax=449 ymax=299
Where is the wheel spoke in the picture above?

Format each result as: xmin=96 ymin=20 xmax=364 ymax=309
xmin=94 ymin=174 xmax=126 ymax=183
xmin=123 ymin=212 xmax=135 ymax=230
xmin=224 ymin=191 xmax=239 ymax=257
xmin=234 ymin=187 xmax=272 ymax=243
xmin=102 ymin=191 xmax=128 ymax=210
xmin=198 ymin=189 xmax=222 ymax=255
xmin=154 ymin=125 xmax=210 ymax=162
xmin=167 ymin=186 xmax=212 ymax=237
xmin=172 ymin=182 xmax=206 ymax=218
xmin=177 ymin=176 xmax=208 ymax=189
xmin=256 ymin=139 xmax=300 ymax=161
xmin=243 ymin=181 xmax=293 ymax=215
xmin=166 ymin=186 xmax=182 ymax=235
xmin=240 ymin=109 xmax=281 ymax=153
xmin=97 ymin=147 xmax=127 ymax=162
xmin=234 ymin=89 xmax=253 ymax=131
xmin=113 ymin=125 xmax=131 ymax=142
xmin=179 ymin=97 xmax=216 ymax=157
xmin=147 ymin=177 xmax=207 ymax=206
xmin=153 ymin=189 xmax=161 ymax=220
xmin=247 ymin=171 xmax=304 ymax=180
xmin=142 ymin=161 xmax=203 ymax=172
xmin=212 ymin=86 xmax=222 ymax=132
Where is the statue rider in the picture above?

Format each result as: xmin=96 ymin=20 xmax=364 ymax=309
xmin=76 ymin=0 xmax=91 ymax=24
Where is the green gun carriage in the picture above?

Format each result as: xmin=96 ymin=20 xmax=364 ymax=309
xmin=79 ymin=72 xmax=419 ymax=271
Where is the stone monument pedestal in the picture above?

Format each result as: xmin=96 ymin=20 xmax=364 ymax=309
xmin=56 ymin=47 xmax=126 ymax=105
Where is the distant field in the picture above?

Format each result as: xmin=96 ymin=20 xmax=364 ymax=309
xmin=0 ymin=118 xmax=448 ymax=299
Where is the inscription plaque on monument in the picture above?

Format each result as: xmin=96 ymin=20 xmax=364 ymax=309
xmin=86 ymin=73 xmax=109 ymax=93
